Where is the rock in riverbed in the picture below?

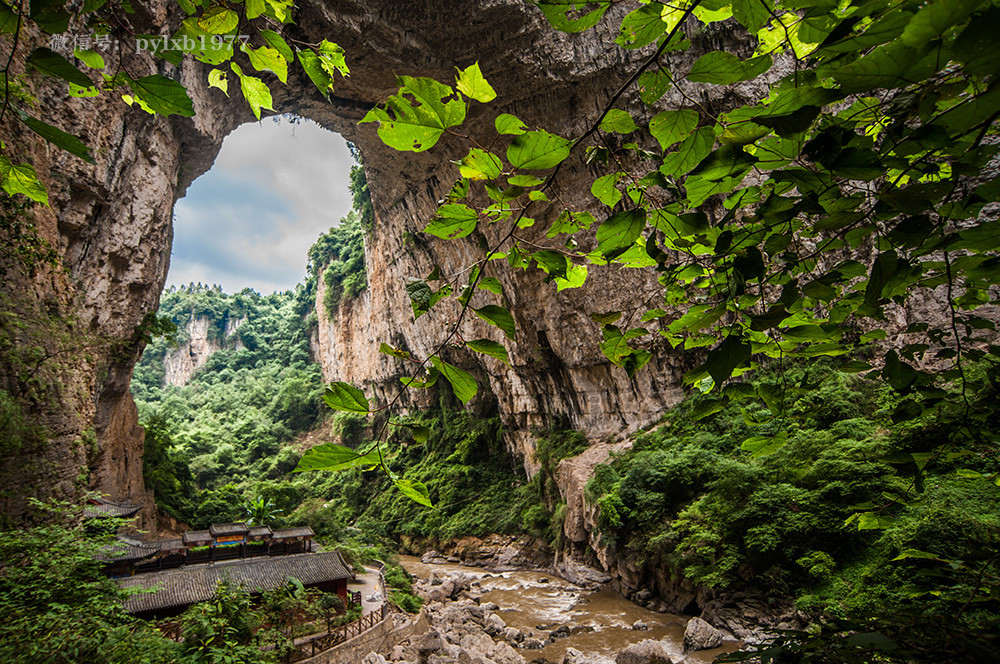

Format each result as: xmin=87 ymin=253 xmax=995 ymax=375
xmin=683 ymin=617 xmax=724 ymax=651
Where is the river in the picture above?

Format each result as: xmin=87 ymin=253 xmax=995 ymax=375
xmin=400 ymin=556 xmax=734 ymax=663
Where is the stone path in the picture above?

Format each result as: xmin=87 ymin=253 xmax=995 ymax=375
xmin=347 ymin=565 xmax=385 ymax=616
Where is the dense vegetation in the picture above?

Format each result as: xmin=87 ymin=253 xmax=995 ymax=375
xmin=304 ymin=209 xmax=367 ymax=317
xmin=133 ymin=285 xmax=324 ymax=527
xmin=588 ymin=360 xmax=1000 ymax=660
xmin=0 ymin=504 xmax=359 ymax=664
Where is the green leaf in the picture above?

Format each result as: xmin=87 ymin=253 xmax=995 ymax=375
xmin=208 ymin=68 xmax=228 ymax=96
xmin=741 ymin=431 xmax=788 ymax=457
xmin=954 ymin=7 xmax=1000 ymax=76
xmin=900 ymin=0 xmax=977 ymax=49
xmin=507 ymin=130 xmax=572 ymax=170
xmin=360 ymin=76 xmax=466 ymax=152
xmin=394 ymin=478 xmax=434 ymax=507
xmin=591 ymin=311 xmax=622 ymax=326
xmin=198 ymin=6 xmax=239 ymax=34
xmin=591 ymin=172 xmax=623 ymax=207
xmin=732 ymin=0 xmax=771 ymax=33
xmin=706 ymin=333 xmax=751 ymax=386
xmin=637 ymin=69 xmax=672 ymax=105
xmin=533 ymin=250 xmax=569 ymax=280
xmin=298 ymin=50 xmax=334 ymax=97
xmin=600 ymin=109 xmax=638 ymax=134
xmin=260 ymin=30 xmax=294 ymax=62
xmin=16 ymin=111 xmax=95 ymax=163
xmin=830 ymin=41 xmax=934 ymax=94
xmin=472 ymin=305 xmax=516 ymax=340
xmin=0 ymin=157 xmax=49 ymax=205
xmin=892 ymin=549 xmax=946 ymax=562
xmin=294 ymin=443 xmax=380 ymax=472
xmin=466 ymin=338 xmax=510 ymax=365
xmin=73 ymin=48 xmax=105 ymax=70
xmin=458 ymin=148 xmax=502 ymax=180
xmin=243 ymin=44 xmax=288 ymax=84
xmin=424 ymin=203 xmax=478 ymax=239
xmin=126 ymin=74 xmax=196 ymax=116
xmin=689 ymin=144 xmax=757 ymax=181
xmin=616 ymin=2 xmax=667 ymax=49
xmin=649 ymin=109 xmax=699 ymax=151
xmin=430 ymin=356 xmax=478 ymax=404
xmin=555 ymin=262 xmax=587 ymax=291
xmin=230 ymin=62 xmax=273 ymax=120
xmin=496 ymin=114 xmax=528 ymax=135
xmin=535 ymin=0 xmax=611 ymax=33
xmin=246 ymin=0 xmax=266 ymax=19
xmin=378 ymin=342 xmax=411 ymax=359
xmin=262 ymin=0 xmax=293 ymax=23
xmin=856 ymin=512 xmax=895 ymax=530
xmin=456 ymin=62 xmax=496 ymax=102
xmin=596 ymin=209 xmax=646 ymax=260
xmin=661 ymin=126 xmax=715 ymax=176
xmin=507 ymin=174 xmax=544 ymax=187
xmin=174 ymin=19 xmax=234 ymax=65
xmin=28 ymin=0 xmax=70 ymax=33
xmin=406 ymin=278 xmax=433 ymax=318
xmin=322 ymin=382 xmax=371 ymax=413
xmin=599 ymin=325 xmax=630 ymax=363
xmin=26 ymin=48 xmax=93 ymax=88
xmin=0 ymin=2 xmax=18 ymax=33
xmin=882 ymin=350 xmax=919 ymax=394
xmin=687 ymin=52 xmax=772 ymax=85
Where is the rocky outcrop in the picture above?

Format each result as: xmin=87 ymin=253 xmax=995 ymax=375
xmin=410 ymin=534 xmax=553 ymax=573
xmin=682 ymin=617 xmax=723 ymax=651
xmin=555 ymin=440 xmax=632 ymax=545
xmin=614 ymin=641 xmax=675 ymax=664
xmin=162 ymin=315 xmax=244 ymax=386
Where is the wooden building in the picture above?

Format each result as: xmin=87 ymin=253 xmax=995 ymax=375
xmin=116 ymin=550 xmax=355 ymax=618
xmin=104 ymin=522 xmax=317 ymax=576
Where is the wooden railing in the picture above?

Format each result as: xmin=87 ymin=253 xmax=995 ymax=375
xmin=292 ymin=604 xmax=390 ymax=661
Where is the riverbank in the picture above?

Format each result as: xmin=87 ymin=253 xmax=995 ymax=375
xmin=400 ymin=557 xmax=738 ymax=664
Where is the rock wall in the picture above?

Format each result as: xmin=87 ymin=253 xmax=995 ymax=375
xmin=162 ymin=315 xmax=244 ymax=386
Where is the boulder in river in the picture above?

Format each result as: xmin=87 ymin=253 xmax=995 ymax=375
xmin=562 ymin=648 xmax=616 ymax=664
xmin=683 ymin=617 xmax=724 ymax=651
xmin=614 ymin=640 xmax=675 ymax=664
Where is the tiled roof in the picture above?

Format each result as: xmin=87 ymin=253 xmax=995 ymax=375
xmin=209 ymin=522 xmax=249 ymax=537
xmin=248 ymin=526 xmax=273 ymax=537
xmin=84 ymin=497 xmax=142 ymax=519
xmin=182 ymin=530 xmax=212 ymax=545
xmin=117 ymin=551 xmax=353 ymax=614
xmin=98 ymin=537 xmax=160 ymax=562
xmin=271 ymin=526 xmax=314 ymax=539
xmin=146 ymin=538 xmax=185 ymax=552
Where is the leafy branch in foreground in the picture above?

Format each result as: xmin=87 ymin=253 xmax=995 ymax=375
xmin=299 ymin=0 xmax=999 ymax=509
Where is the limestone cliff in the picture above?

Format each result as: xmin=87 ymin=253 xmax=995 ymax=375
xmin=163 ymin=316 xmax=245 ymax=387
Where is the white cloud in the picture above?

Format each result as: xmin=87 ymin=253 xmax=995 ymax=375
xmin=167 ymin=116 xmax=355 ymax=293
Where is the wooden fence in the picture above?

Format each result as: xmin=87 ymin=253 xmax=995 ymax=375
xmin=292 ymin=603 xmax=390 ymax=662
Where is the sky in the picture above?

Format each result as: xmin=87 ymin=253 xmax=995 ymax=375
xmin=168 ymin=116 xmax=355 ymax=293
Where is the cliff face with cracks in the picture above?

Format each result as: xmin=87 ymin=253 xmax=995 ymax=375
xmin=1 ymin=0 xmax=777 ymax=527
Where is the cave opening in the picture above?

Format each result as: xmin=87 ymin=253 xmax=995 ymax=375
xmin=168 ymin=114 xmax=357 ymax=295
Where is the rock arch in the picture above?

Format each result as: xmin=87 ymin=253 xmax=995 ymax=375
xmin=2 ymin=0 xmax=713 ymax=525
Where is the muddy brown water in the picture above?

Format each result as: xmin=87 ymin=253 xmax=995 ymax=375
xmin=400 ymin=556 xmax=734 ymax=663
